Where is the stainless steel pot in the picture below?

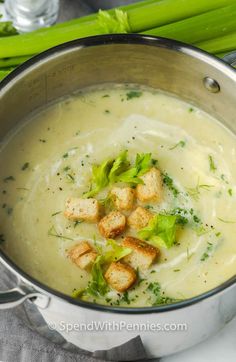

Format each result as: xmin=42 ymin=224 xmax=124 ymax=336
xmin=0 ymin=34 xmax=236 ymax=358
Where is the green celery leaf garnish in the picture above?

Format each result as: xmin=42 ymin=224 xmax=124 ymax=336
xmin=84 ymin=158 xmax=114 ymax=198
xmin=138 ymin=214 xmax=177 ymax=249
xmin=108 ymin=150 xmax=130 ymax=183
xmin=116 ymin=152 xmax=152 ymax=185
xmin=103 ymin=239 xmax=132 ymax=263
xmin=84 ymin=151 xmax=153 ymax=197
xmin=86 ymin=255 xmax=108 ymax=297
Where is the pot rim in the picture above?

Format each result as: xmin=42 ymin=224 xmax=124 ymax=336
xmin=0 ymin=33 xmax=236 ymax=314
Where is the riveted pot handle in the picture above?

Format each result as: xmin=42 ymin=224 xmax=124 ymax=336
xmin=222 ymin=51 xmax=236 ymax=67
xmin=0 ymin=287 xmax=50 ymax=310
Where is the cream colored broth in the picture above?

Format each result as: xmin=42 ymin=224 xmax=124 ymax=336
xmin=0 ymin=86 xmax=236 ymax=307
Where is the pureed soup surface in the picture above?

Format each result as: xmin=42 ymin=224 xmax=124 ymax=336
xmin=0 ymin=85 xmax=236 ymax=307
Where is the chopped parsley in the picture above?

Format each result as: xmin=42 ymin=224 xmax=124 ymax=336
xmin=21 ymin=162 xmax=29 ymax=171
xmin=208 ymin=155 xmax=217 ymax=172
xmin=162 ymin=173 xmax=179 ymax=197
xmin=201 ymin=242 xmax=214 ymax=261
xmin=228 ymin=188 xmax=233 ymax=196
xmin=3 ymin=176 xmax=15 ymax=182
xmin=51 ymin=211 xmax=61 ymax=217
xmin=147 ymin=282 xmax=179 ymax=305
xmin=169 ymin=140 xmax=186 ymax=150
xmin=126 ymin=90 xmax=143 ymax=100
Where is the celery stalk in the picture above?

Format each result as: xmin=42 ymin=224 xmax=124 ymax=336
xmin=0 ymin=68 xmax=14 ymax=80
xmin=196 ymin=32 xmax=236 ymax=54
xmin=130 ymin=0 xmax=235 ymax=32
xmin=0 ymin=0 xmax=234 ymax=58
xmin=144 ymin=4 xmax=236 ymax=44
xmin=0 ymin=55 xmax=31 ymax=68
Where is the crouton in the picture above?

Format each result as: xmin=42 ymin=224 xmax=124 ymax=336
xmin=136 ymin=167 xmax=162 ymax=202
xmin=98 ymin=211 xmax=126 ymax=238
xmin=121 ymin=236 xmax=159 ymax=270
xmin=128 ymin=206 xmax=153 ymax=230
xmin=75 ymin=251 xmax=97 ymax=270
xmin=110 ymin=187 xmax=135 ymax=210
xmin=68 ymin=241 xmax=98 ymax=270
xmin=64 ymin=197 xmax=100 ymax=222
xmin=105 ymin=262 xmax=137 ymax=292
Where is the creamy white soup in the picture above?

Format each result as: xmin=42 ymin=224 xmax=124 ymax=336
xmin=0 ymin=85 xmax=236 ymax=307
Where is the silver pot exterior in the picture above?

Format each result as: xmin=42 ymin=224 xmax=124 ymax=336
xmin=0 ymin=35 xmax=236 ymax=357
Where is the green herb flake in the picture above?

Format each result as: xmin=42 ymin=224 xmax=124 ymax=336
xmin=169 ymin=140 xmax=186 ymax=150
xmin=39 ymin=139 xmax=46 ymax=143
xmin=200 ymin=242 xmax=214 ymax=261
xmin=21 ymin=162 xmax=29 ymax=171
xmin=51 ymin=211 xmax=61 ymax=217
xmin=126 ymin=90 xmax=142 ymax=100
xmin=162 ymin=173 xmax=179 ymax=197
xmin=3 ymin=176 xmax=15 ymax=183
xmin=48 ymin=225 xmax=73 ymax=241
xmin=121 ymin=291 xmax=130 ymax=304
xmin=74 ymin=220 xmax=83 ymax=228
xmin=208 ymin=155 xmax=217 ymax=172
xmin=188 ymin=107 xmax=194 ymax=112
xmin=228 ymin=188 xmax=233 ymax=196
xmin=72 ymin=289 xmax=85 ymax=299
xmin=104 ymin=109 xmax=110 ymax=114
xmin=66 ymin=174 xmax=75 ymax=183
xmin=63 ymin=152 xmax=69 ymax=159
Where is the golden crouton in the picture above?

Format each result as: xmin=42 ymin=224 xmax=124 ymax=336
xmin=64 ymin=197 xmax=100 ymax=222
xmin=136 ymin=167 xmax=162 ymax=202
xmin=110 ymin=187 xmax=135 ymax=211
xmin=122 ymin=236 xmax=159 ymax=270
xmin=105 ymin=262 xmax=137 ymax=292
xmin=76 ymin=251 xmax=97 ymax=270
xmin=128 ymin=206 xmax=153 ymax=230
xmin=98 ymin=211 xmax=126 ymax=238
xmin=68 ymin=241 xmax=98 ymax=270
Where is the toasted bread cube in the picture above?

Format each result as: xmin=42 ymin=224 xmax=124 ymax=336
xmin=98 ymin=211 xmax=126 ymax=238
xmin=122 ymin=236 xmax=159 ymax=270
xmin=128 ymin=206 xmax=153 ymax=230
xmin=105 ymin=262 xmax=137 ymax=292
xmin=76 ymin=251 xmax=97 ymax=270
xmin=68 ymin=241 xmax=92 ymax=261
xmin=136 ymin=168 xmax=162 ymax=202
xmin=68 ymin=241 xmax=98 ymax=270
xmin=110 ymin=187 xmax=135 ymax=211
xmin=64 ymin=197 xmax=99 ymax=222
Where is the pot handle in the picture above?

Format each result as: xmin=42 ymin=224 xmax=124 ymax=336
xmin=0 ymin=286 xmax=50 ymax=310
xmin=222 ymin=51 xmax=236 ymax=67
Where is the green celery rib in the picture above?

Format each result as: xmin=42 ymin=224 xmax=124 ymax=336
xmin=0 ymin=21 xmax=103 ymax=57
xmin=196 ymin=32 xmax=236 ymax=54
xmin=143 ymin=4 xmax=236 ymax=44
xmin=0 ymin=0 xmax=234 ymax=58
xmin=39 ymin=0 xmax=159 ymax=31
xmin=0 ymin=68 xmax=14 ymax=81
xmin=0 ymin=55 xmax=32 ymax=68
xmin=130 ymin=0 xmax=235 ymax=32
